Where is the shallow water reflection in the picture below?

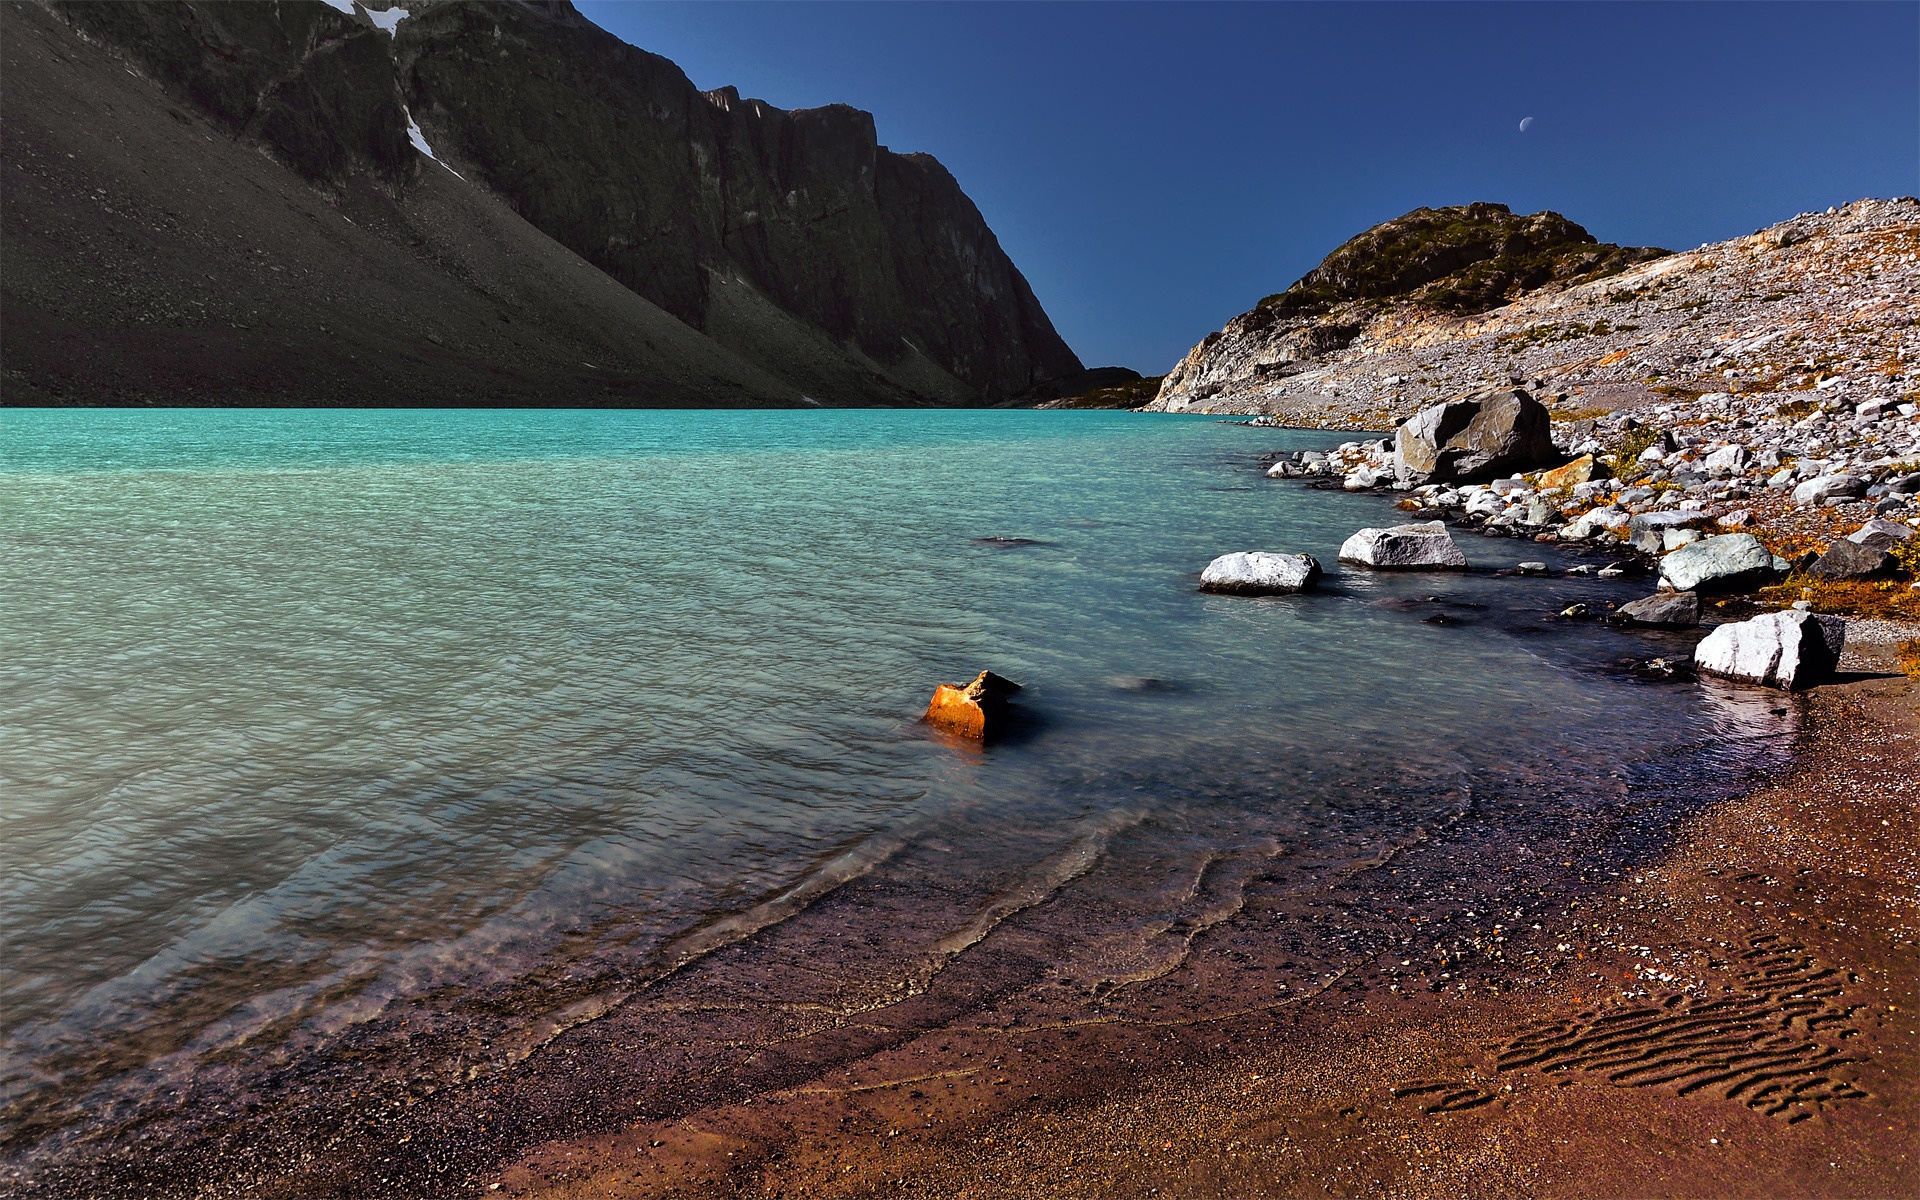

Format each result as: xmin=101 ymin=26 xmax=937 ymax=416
xmin=0 ymin=409 xmax=1793 ymax=1160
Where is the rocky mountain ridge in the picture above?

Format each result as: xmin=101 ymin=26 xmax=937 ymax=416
xmin=1148 ymin=198 xmax=1916 ymax=432
xmin=1153 ymin=203 xmax=1666 ymax=412
xmin=3 ymin=0 xmax=1081 ymax=406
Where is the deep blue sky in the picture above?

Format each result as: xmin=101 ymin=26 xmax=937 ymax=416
xmin=575 ymin=1 xmax=1919 ymax=375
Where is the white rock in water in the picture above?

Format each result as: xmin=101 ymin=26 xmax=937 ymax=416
xmin=1695 ymin=610 xmax=1845 ymax=690
xmin=1338 ymin=520 xmax=1469 ymax=570
xmin=1199 ymin=551 xmax=1323 ymax=595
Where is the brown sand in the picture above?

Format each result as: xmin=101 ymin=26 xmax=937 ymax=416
xmin=491 ymin=660 xmax=1917 ymax=1200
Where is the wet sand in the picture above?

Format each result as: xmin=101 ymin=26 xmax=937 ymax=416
xmin=490 ymin=657 xmax=1917 ymax=1200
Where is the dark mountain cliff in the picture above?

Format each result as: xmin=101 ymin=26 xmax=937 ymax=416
xmin=4 ymin=0 xmax=1081 ymax=406
xmin=390 ymin=2 xmax=1080 ymax=400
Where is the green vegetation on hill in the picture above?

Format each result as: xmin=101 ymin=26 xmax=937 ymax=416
xmin=1036 ymin=375 xmax=1166 ymax=409
xmin=1260 ymin=202 xmax=1667 ymax=317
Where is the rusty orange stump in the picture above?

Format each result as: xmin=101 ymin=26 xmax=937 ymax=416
xmin=922 ymin=670 xmax=1022 ymax=741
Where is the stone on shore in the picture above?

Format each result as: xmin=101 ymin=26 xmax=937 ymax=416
xmin=1338 ymin=520 xmax=1469 ymax=570
xmin=1538 ymin=454 xmax=1605 ymax=491
xmin=1657 ymin=533 xmax=1780 ymax=593
xmin=1694 ymin=611 xmax=1845 ymax=690
xmin=1703 ymin=443 xmax=1748 ymax=473
xmin=1199 ymin=551 xmax=1324 ymax=595
xmin=924 ymin=670 xmax=1022 ymax=741
xmin=1848 ymin=517 xmax=1915 ymax=552
xmin=1792 ymin=474 xmax=1867 ymax=506
xmin=1809 ymin=539 xmax=1896 ymax=580
xmin=1391 ymin=388 xmax=1556 ymax=484
xmin=1608 ymin=591 xmax=1701 ymax=628
xmin=1629 ymin=510 xmax=1709 ymax=534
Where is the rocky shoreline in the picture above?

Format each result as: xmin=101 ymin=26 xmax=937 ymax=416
xmin=1207 ymin=376 xmax=1920 ymax=693
xmin=1145 ymin=198 xmax=1920 ymax=639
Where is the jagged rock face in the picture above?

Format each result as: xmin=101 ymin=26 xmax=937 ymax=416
xmin=1153 ymin=203 xmax=1664 ymax=412
xmin=389 ymin=1 xmax=1079 ymax=401
xmin=58 ymin=1 xmax=414 ymax=187
xmin=47 ymin=0 xmax=1080 ymax=405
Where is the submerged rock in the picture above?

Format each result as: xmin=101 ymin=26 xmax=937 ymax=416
xmin=1337 ymin=520 xmax=1469 ymax=570
xmin=1628 ymin=655 xmax=1695 ymax=681
xmin=1199 ymin=551 xmax=1324 ymax=595
xmin=1392 ymin=388 xmax=1557 ymax=484
xmin=1657 ymin=533 xmax=1779 ymax=593
xmin=1609 ymin=591 xmax=1701 ymax=628
xmin=924 ymin=670 xmax=1023 ymax=741
xmin=1694 ymin=611 xmax=1845 ymax=690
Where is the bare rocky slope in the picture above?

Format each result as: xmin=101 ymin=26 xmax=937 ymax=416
xmin=1148 ymin=199 xmax=1916 ymax=439
xmin=2 ymin=0 xmax=1081 ymax=407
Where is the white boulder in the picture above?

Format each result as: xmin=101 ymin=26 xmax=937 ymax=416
xmin=1199 ymin=551 xmax=1324 ymax=595
xmin=1658 ymin=533 xmax=1780 ymax=593
xmin=1704 ymin=444 xmax=1749 ymax=473
xmin=1695 ymin=611 xmax=1846 ymax=690
xmin=1338 ymin=520 xmax=1469 ymax=571
xmin=1793 ymin=474 xmax=1866 ymax=506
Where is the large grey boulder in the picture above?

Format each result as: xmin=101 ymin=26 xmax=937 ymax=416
xmin=1695 ymin=611 xmax=1845 ymax=690
xmin=1658 ymin=533 xmax=1780 ymax=593
xmin=1392 ymin=388 xmax=1556 ymax=484
xmin=1848 ymin=517 xmax=1915 ymax=552
xmin=1628 ymin=510 xmax=1709 ymax=534
xmin=1809 ymin=539 xmax=1896 ymax=580
xmin=1338 ymin=520 xmax=1469 ymax=570
xmin=1608 ymin=591 xmax=1700 ymax=628
xmin=1793 ymin=474 xmax=1867 ymax=506
xmin=1199 ymin=551 xmax=1324 ymax=595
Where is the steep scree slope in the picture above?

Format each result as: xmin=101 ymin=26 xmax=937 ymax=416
xmin=5 ymin=0 xmax=1079 ymax=406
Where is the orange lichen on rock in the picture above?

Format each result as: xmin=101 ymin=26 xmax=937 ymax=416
xmin=1538 ymin=453 xmax=1607 ymax=490
xmin=923 ymin=671 xmax=1022 ymax=741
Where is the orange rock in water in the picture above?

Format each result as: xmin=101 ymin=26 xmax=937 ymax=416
xmin=923 ymin=670 xmax=1022 ymax=741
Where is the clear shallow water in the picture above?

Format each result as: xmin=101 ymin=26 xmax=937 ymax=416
xmin=0 ymin=408 xmax=1791 ymax=1157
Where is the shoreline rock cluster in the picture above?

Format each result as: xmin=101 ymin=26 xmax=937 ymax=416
xmin=1155 ymin=198 xmax=1920 ymax=588
xmin=1209 ymin=376 xmax=1916 ymax=689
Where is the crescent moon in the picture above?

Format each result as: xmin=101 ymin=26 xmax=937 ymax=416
xmin=1519 ymin=116 xmax=1534 ymax=132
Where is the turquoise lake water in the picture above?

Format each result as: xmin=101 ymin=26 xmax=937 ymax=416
xmin=0 ymin=408 xmax=1793 ymax=1156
